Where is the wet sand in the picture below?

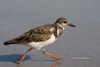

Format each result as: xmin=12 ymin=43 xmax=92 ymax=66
xmin=0 ymin=0 xmax=100 ymax=67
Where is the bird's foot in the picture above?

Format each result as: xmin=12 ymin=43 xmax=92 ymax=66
xmin=17 ymin=56 xmax=24 ymax=64
xmin=14 ymin=56 xmax=23 ymax=64
xmin=43 ymin=49 xmax=61 ymax=60
xmin=51 ymin=55 xmax=61 ymax=60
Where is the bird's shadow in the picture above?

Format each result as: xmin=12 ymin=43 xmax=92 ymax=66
xmin=0 ymin=54 xmax=30 ymax=62
xmin=0 ymin=54 xmax=61 ymax=67
xmin=0 ymin=54 xmax=58 ymax=62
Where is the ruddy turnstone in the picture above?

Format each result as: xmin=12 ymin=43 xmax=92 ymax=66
xmin=3 ymin=17 xmax=76 ymax=64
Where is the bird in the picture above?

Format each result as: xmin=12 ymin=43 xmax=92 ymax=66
xmin=3 ymin=17 xmax=76 ymax=64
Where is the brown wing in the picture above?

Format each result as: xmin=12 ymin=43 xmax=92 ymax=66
xmin=5 ymin=24 xmax=55 ymax=44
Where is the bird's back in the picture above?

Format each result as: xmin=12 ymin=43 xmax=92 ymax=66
xmin=4 ymin=24 xmax=55 ymax=45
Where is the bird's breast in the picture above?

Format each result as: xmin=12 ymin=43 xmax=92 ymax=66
xmin=27 ymin=34 xmax=56 ymax=50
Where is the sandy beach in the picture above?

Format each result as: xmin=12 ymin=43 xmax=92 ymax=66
xmin=0 ymin=0 xmax=100 ymax=67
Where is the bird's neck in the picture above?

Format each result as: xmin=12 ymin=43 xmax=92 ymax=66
xmin=53 ymin=25 xmax=64 ymax=38
xmin=54 ymin=23 xmax=65 ymax=30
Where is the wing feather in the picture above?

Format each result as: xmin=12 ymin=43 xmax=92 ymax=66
xmin=5 ymin=24 xmax=55 ymax=44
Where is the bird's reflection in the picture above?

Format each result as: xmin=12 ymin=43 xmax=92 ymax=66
xmin=17 ymin=63 xmax=22 ymax=67
xmin=50 ymin=62 xmax=61 ymax=67
xmin=17 ymin=62 xmax=61 ymax=67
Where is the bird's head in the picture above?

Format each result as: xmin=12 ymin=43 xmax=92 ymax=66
xmin=54 ymin=17 xmax=76 ymax=30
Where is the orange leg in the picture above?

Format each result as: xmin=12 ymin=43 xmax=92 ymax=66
xmin=17 ymin=48 xmax=33 ymax=64
xmin=43 ymin=49 xmax=61 ymax=60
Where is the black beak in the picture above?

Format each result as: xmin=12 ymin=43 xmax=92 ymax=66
xmin=68 ymin=23 xmax=76 ymax=27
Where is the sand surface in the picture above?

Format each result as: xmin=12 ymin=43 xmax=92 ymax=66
xmin=0 ymin=0 xmax=100 ymax=67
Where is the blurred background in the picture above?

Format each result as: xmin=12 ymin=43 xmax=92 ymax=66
xmin=0 ymin=0 xmax=100 ymax=67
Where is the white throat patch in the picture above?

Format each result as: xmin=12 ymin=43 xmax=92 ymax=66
xmin=57 ymin=23 xmax=65 ymax=30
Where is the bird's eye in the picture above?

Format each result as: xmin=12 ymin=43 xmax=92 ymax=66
xmin=64 ymin=21 xmax=67 ymax=23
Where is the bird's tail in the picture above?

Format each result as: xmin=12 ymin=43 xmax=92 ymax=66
xmin=3 ymin=40 xmax=16 ymax=45
xmin=3 ymin=41 xmax=11 ymax=45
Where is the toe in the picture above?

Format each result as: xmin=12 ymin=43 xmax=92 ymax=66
xmin=52 ymin=56 xmax=61 ymax=60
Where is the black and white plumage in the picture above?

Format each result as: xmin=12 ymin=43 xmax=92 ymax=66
xmin=4 ymin=17 xmax=76 ymax=50
xmin=3 ymin=17 xmax=76 ymax=64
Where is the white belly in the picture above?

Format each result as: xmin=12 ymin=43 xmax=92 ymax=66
xmin=26 ymin=34 xmax=56 ymax=50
